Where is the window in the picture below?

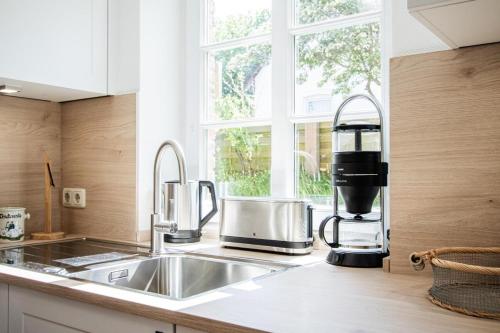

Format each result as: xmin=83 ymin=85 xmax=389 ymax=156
xmin=293 ymin=0 xmax=382 ymax=206
xmin=200 ymin=0 xmax=385 ymax=204
xmin=201 ymin=0 xmax=272 ymax=197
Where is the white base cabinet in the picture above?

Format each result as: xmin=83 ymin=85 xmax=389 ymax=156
xmin=8 ymin=286 xmax=174 ymax=333
xmin=0 ymin=284 xmax=7 ymax=333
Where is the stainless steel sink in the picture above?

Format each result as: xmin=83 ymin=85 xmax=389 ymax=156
xmin=69 ymin=254 xmax=282 ymax=299
xmin=0 ymin=239 xmax=292 ymax=300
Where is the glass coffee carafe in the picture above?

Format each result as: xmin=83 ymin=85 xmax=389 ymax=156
xmin=336 ymin=218 xmax=383 ymax=249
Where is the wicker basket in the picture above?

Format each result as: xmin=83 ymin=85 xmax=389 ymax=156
xmin=410 ymin=247 xmax=500 ymax=320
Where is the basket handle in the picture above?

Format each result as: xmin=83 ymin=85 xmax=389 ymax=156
xmin=410 ymin=247 xmax=500 ymax=275
xmin=410 ymin=251 xmax=431 ymax=271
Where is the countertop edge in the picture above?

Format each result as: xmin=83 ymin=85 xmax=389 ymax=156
xmin=0 ymin=270 xmax=266 ymax=333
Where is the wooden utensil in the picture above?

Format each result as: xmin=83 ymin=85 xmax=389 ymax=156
xmin=31 ymin=152 xmax=64 ymax=240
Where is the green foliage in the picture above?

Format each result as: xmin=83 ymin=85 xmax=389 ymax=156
xmin=210 ymin=5 xmax=272 ymax=196
xmin=215 ymin=95 xmax=252 ymax=120
xmin=215 ymin=127 xmax=265 ymax=176
xmin=215 ymin=44 xmax=271 ymax=108
xmin=296 ymin=0 xmax=378 ymax=25
xmin=296 ymin=0 xmax=380 ymax=96
xmin=214 ymin=125 xmax=270 ymax=196
xmin=297 ymin=23 xmax=380 ymax=96
xmin=213 ymin=8 xmax=271 ymax=42
xmin=298 ymin=169 xmax=332 ymax=196
xmin=219 ymin=170 xmax=271 ymax=197
xmin=210 ymin=0 xmax=381 ymax=197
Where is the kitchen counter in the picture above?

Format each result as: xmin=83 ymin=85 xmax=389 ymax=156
xmin=0 ymin=236 xmax=498 ymax=333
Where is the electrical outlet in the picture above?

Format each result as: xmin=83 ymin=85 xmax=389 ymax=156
xmin=63 ymin=188 xmax=86 ymax=208
xmin=63 ymin=190 xmax=71 ymax=206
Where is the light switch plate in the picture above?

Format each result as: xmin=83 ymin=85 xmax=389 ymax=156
xmin=63 ymin=188 xmax=86 ymax=208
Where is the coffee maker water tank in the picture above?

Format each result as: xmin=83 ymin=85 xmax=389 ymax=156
xmin=333 ymin=124 xmax=386 ymax=215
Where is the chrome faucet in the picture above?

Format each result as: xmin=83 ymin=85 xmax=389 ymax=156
xmin=150 ymin=140 xmax=187 ymax=254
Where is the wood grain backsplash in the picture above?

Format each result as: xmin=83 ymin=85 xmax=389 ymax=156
xmin=0 ymin=95 xmax=62 ymax=236
xmin=61 ymin=94 xmax=137 ymax=241
xmin=390 ymin=43 xmax=500 ymax=274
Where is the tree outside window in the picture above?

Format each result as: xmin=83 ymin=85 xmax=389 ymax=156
xmin=203 ymin=0 xmax=382 ymax=200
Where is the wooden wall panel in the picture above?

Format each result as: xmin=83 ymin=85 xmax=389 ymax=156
xmin=62 ymin=94 xmax=137 ymax=241
xmin=390 ymin=43 xmax=500 ymax=273
xmin=0 ymin=96 xmax=62 ymax=236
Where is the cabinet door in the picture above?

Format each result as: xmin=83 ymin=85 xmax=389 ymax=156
xmin=8 ymin=286 xmax=173 ymax=333
xmin=0 ymin=0 xmax=107 ymax=95
xmin=0 ymin=284 xmax=7 ymax=333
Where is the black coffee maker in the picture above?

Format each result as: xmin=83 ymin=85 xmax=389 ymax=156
xmin=319 ymin=94 xmax=388 ymax=268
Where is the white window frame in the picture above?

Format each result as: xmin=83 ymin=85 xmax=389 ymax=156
xmin=198 ymin=0 xmax=389 ymax=205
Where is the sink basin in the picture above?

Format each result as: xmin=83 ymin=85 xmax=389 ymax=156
xmin=0 ymin=238 xmax=291 ymax=300
xmin=69 ymin=254 xmax=282 ymax=299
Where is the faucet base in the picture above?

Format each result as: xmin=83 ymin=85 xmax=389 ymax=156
xmin=164 ymin=230 xmax=201 ymax=244
xmin=150 ymin=213 xmax=178 ymax=255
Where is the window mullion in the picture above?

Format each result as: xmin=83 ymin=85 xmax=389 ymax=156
xmin=270 ymin=0 xmax=295 ymax=197
xmin=289 ymin=10 xmax=381 ymax=36
xmin=201 ymin=118 xmax=273 ymax=130
xmin=201 ymin=33 xmax=272 ymax=52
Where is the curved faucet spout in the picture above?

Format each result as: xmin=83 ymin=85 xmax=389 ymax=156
xmin=151 ymin=140 xmax=187 ymax=254
xmin=153 ymin=140 xmax=187 ymax=214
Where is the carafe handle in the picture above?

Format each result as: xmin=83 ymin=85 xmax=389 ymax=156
xmin=318 ymin=215 xmax=340 ymax=248
xmin=199 ymin=181 xmax=218 ymax=229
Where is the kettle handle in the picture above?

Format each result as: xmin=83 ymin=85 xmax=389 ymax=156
xmin=199 ymin=181 xmax=218 ymax=229
xmin=318 ymin=215 xmax=339 ymax=248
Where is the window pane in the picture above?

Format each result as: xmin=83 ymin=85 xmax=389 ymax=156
xmin=207 ymin=0 xmax=271 ymax=43
xmin=295 ymin=0 xmax=381 ymax=25
xmin=295 ymin=22 xmax=381 ymax=116
xmin=207 ymin=126 xmax=271 ymax=197
xmin=295 ymin=122 xmax=333 ymax=206
xmin=207 ymin=43 xmax=271 ymax=121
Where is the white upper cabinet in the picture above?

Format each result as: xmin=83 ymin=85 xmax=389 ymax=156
xmin=0 ymin=0 xmax=140 ymax=102
xmin=107 ymin=0 xmax=140 ymax=96
xmin=0 ymin=0 xmax=108 ymax=101
xmin=408 ymin=0 xmax=500 ymax=48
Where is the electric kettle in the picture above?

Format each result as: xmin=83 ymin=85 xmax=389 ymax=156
xmin=162 ymin=180 xmax=217 ymax=243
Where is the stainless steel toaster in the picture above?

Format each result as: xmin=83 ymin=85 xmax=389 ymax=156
xmin=219 ymin=197 xmax=313 ymax=254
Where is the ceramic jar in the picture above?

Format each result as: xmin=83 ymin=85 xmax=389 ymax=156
xmin=0 ymin=207 xmax=30 ymax=243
